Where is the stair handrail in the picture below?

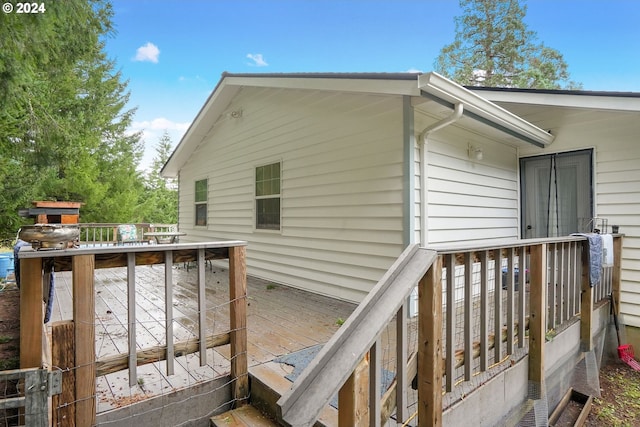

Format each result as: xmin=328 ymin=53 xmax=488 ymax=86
xmin=277 ymin=244 xmax=438 ymax=426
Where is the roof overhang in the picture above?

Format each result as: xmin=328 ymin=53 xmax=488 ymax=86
xmin=471 ymin=87 xmax=640 ymax=112
xmin=162 ymin=72 xmax=557 ymax=177
xmin=161 ymin=73 xmax=423 ymax=177
xmin=418 ymin=73 xmax=555 ymax=148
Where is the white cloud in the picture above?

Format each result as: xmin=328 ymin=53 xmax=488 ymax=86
xmin=128 ymin=118 xmax=191 ymax=171
xmin=405 ymin=68 xmax=423 ymax=74
xmin=246 ymin=53 xmax=268 ymax=67
xmin=134 ymin=42 xmax=160 ymax=63
xmin=132 ymin=118 xmax=190 ymax=132
xmin=177 ymin=75 xmax=207 ymax=84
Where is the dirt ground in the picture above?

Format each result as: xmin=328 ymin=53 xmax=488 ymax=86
xmin=585 ymin=358 xmax=640 ymax=426
xmin=0 ymin=285 xmax=19 ymax=371
xmin=0 ymin=285 xmax=20 ymax=427
xmin=1 ymin=285 xmax=639 ymax=425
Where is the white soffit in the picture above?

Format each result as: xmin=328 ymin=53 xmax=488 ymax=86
xmin=162 ymin=73 xmax=421 ymax=177
xmin=223 ymin=75 xmax=421 ymax=96
xmin=418 ymin=72 xmax=555 ymax=148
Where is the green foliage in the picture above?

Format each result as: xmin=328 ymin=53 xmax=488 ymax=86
xmin=0 ymin=356 xmax=19 ymax=371
xmin=137 ymin=131 xmax=178 ymax=223
xmin=435 ymin=0 xmax=582 ymax=89
xmin=0 ymin=0 xmax=174 ymax=237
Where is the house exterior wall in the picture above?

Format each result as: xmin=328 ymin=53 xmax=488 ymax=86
xmin=178 ymin=87 xmax=406 ymax=302
xmin=519 ymin=116 xmax=640 ymax=328
xmin=422 ymin=126 xmax=520 ymax=247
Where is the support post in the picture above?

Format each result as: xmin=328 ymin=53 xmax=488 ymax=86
xmin=395 ymin=303 xmax=408 ymax=423
xmin=165 ymin=250 xmax=175 ymax=376
xmin=51 ymin=321 xmax=76 ymax=427
xmin=612 ymin=236 xmax=623 ymax=315
xmin=369 ymin=340 xmax=381 ymax=427
xmin=229 ymin=245 xmax=248 ymax=404
xmin=418 ymin=255 xmax=443 ymax=427
xmin=126 ymin=252 xmax=137 ymax=385
xmin=580 ymin=241 xmax=594 ymax=351
xmin=73 ymin=254 xmax=96 ymax=427
xmin=20 ymin=258 xmax=44 ymax=369
xmin=197 ymin=248 xmax=207 ymax=366
xmin=528 ymin=244 xmax=546 ymax=394
xmin=338 ymin=354 xmax=369 ymax=427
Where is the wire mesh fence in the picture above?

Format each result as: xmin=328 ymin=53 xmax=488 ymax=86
xmin=3 ymin=235 xmax=619 ymax=426
xmin=374 ymin=237 xmax=616 ymax=426
xmin=6 ymin=242 xmax=250 ymax=427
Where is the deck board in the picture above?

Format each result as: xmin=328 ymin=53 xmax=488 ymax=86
xmin=48 ymin=263 xmax=356 ymax=414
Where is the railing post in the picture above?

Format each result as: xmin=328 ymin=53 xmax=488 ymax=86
xmin=229 ymin=245 xmax=248 ymax=404
xmin=580 ymin=240 xmax=594 ymax=351
xmin=73 ymin=254 xmax=96 ymax=427
xmin=197 ymin=248 xmax=207 ymax=366
xmin=528 ymin=244 xmax=546 ymax=397
xmin=369 ymin=339 xmax=381 ymax=427
xmin=418 ymin=255 xmax=443 ymax=427
xmin=165 ymin=250 xmax=175 ymax=376
xmin=338 ymin=353 xmax=370 ymax=427
xmin=51 ymin=321 xmax=75 ymax=427
xmin=20 ymin=257 xmax=43 ymax=369
xmin=395 ymin=302 xmax=408 ymax=423
xmin=612 ymin=236 xmax=623 ymax=315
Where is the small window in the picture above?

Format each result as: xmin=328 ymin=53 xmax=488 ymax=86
xmin=195 ymin=179 xmax=208 ymax=226
xmin=255 ymin=162 xmax=281 ymax=230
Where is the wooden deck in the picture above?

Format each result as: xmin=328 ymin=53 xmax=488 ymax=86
xmin=48 ymin=263 xmax=357 ymax=414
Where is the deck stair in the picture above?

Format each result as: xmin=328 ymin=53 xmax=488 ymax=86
xmin=211 ymin=361 xmax=338 ymax=426
xmin=210 ymin=404 xmax=277 ymax=426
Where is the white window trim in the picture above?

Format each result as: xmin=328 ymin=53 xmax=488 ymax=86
xmin=194 ymin=177 xmax=208 ymax=227
xmin=253 ymin=160 xmax=283 ymax=233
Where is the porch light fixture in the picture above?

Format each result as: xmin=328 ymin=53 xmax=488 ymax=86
xmin=468 ymin=143 xmax=483 ymax=160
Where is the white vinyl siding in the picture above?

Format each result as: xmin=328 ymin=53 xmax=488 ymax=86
xmin=518 ymin=114 xmax=640 ymax=328
xmin=425 ymin=131 xmax=519 ymax=246
xmin=178 ymin=87 xmax=405 ymax=302
xmin=596 ymin=144 xmax=640 ymax=327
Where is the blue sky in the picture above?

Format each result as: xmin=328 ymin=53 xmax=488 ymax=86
xmin=103 ymin=0 xmax=640 ymax=169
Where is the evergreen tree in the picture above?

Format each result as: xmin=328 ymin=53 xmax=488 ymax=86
xmin=435 ymin=0 xmax=581 ymax=89
xmin=137 ymin=132 xmax=178 ymax=224
xmin=0 ymin=0 xmax=144 ymax=236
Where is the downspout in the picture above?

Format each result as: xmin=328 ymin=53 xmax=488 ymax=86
xmin=417 ymin=103 xmax=464 ymax=246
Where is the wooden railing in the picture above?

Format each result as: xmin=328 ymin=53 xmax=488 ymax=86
xmin=17 ymin=240 xmax=248 ymax=426
xmin=278 ymin=235 xmax=623 ymax=427
xmin=78 ymin=223 xmax=177 ymax=246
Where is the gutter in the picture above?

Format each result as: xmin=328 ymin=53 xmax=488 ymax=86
xmin=415 ymin=73 xmax=556 ymax=247
xmin=417 ymin=103 xmax=464 ymax=246
xmin=418 ymin=72 xmax=555 ymax=148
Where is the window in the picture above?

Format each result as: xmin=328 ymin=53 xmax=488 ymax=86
xmin=195 ymin=179 xmax=208 ymax=226
xmin=255 ymin=162 xmax=281 ymax=230
xmin=520 ymin=149 xmax=593 ymax=238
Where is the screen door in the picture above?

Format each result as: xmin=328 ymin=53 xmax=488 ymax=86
xmin=520 ymin=149 xmax=593 ymax=238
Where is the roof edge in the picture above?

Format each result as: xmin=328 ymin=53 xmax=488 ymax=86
xmin=470 ymin=86 xmax=640 ymax=112
xmin=419 ymin=72 xmax=555 ymax=147
xmin=220 ymin=71 xmax=422 ymax=81
xmin=470 ymin=85 xmax=640 ymax=98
